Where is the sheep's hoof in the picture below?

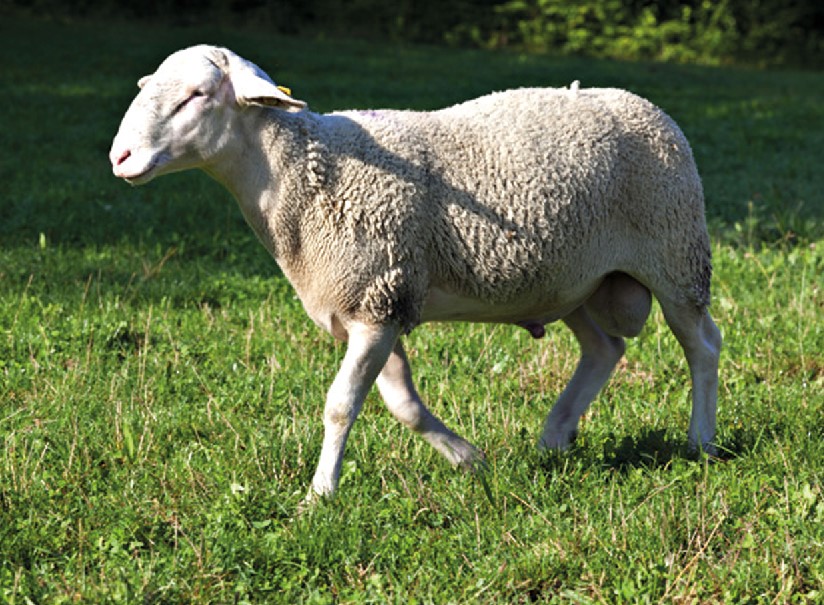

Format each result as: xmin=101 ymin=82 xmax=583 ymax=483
xmin=296 ymin=484 xmax=334 ymax=515
xmin=296 ymin=491 xmax=320 ymax=515
xmin=536 ymin=429 xmax=578 ymax=452
xmin=449 ymin=441 xmax=486 ymax=474
xmin=687 ymin=439 xmax=719 ymax=460
xmin=461 ymin=451 xmax=488 ymax=476
xmin=452 ymin=446 xmax=493 ymax=503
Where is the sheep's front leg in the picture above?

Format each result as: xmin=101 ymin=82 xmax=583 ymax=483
xmin=309 ymin=323 xmax=400 ymax=499
xmin=376 ymin=340 xmax=484 ymax=470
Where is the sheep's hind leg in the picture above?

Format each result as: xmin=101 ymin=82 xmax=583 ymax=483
xmin=376 ymin=340 xmax=484 ymax=471
xmin=658 ymin=300 xmax=722 ymax=454
xmin=308 ymin=322 xmax=400 ymax=501
xmin=538 ymin=306 xmax=626 ymax=450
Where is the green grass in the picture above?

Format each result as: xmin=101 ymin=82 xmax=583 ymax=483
xmin=1 ymin=15 xmax=823 ymax=604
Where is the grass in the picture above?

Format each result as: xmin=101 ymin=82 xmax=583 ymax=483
xmin=1 ymin=14 xmax=823 ymax=604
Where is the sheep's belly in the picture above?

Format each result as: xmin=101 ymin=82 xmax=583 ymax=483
xmin=421 ymin=286 xmax=589 ymax=325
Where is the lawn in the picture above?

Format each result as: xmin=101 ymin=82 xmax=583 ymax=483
xmin=1 ymin=15 xmax=822 ymax=604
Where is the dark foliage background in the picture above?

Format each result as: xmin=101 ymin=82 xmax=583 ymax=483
xmin=7 ymin=0 xmax=824 ymax=66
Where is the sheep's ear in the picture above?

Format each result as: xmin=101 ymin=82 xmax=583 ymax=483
xmin=137 ymin=75 xmax=152 ymax=89
xmin=223 ymin=50 xmax=307 ymax=112
xmin=239 ymin=81 xmax=307 ymax=112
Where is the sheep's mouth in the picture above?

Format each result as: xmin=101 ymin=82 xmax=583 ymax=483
xmin=118 ymin=157 xmax=163 ymax=185
xmin=123 ymin=166 xmax=156 ymax=185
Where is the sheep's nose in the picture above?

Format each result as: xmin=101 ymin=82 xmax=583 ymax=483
xmin=112 ymin=148 xmax=131 ymax=167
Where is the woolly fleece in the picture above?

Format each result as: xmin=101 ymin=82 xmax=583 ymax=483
xmin=256 ymin=86 xmax=711 ymax=335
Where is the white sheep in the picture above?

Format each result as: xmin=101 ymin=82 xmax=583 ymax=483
xmin=110 ymin=45 xmax=722 ymax=501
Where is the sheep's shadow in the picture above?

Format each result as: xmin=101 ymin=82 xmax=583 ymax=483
xmin=599 ymin=429 xmax=685 ymax=472
xmin=537 ymin=427 xmax=754 ymax=476
xmin=535 ymin=429 xmax=682 ymax=475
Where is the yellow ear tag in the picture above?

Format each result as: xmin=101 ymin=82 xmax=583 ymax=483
xmin=277 ymin=85 xmax=292 ymax=97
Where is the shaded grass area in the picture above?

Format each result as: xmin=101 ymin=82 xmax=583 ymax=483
xmin=2 ymin=16 xmax=823 ymax=249
xmin=1 ymin=16 xmax=823 ymax=604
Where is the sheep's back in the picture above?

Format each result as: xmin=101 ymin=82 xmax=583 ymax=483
xmin=420 ymin=87 xmax=662 ymax=303
xmin=295 ymin=87 xmax=706 ymax=329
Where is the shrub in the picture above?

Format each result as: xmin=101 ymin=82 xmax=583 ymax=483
xmin=6 ymin=0 xmax=823 ymax=66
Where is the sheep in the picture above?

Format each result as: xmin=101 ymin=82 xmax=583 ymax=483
xmin=110 ymin=45 xmax=722 ymax=501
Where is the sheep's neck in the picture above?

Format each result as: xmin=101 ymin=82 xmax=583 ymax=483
xmin=202 ymin=110 xmax=304 ymax=262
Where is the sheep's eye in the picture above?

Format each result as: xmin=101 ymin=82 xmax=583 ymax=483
xmin=174 ymin=90 xmax=205 ymax=114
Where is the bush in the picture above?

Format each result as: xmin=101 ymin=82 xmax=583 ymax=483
xmin=6 ymin=0 xmax=823 ymax=66
xmin=483 ymin=0 xmax=821 ymax=65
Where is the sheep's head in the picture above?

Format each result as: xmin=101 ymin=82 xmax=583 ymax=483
xmin=110 ymin=45 xmax=305 ymax=185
